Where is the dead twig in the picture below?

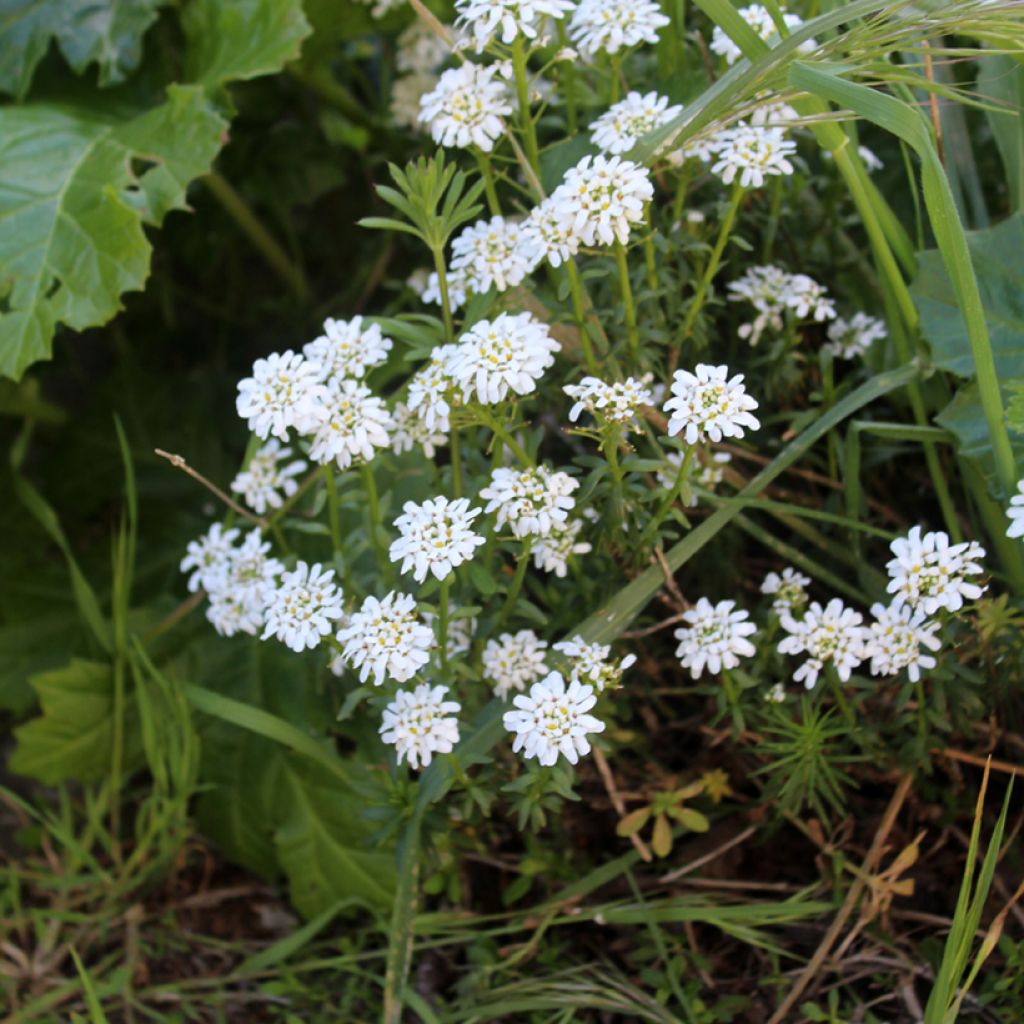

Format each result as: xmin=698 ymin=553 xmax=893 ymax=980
xmin=592 ymin=746 xmax=652 ymax=863
xmin=155 ymin=449 xmax=264 ymax=527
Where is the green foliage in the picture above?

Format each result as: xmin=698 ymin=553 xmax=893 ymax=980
xmin=0 ymin=0 xmax=166 ymax=98
xmin=9 ymin=658 xmax=142 ymax=784
xmin=0 ymin=87 xmax=226 ymax=380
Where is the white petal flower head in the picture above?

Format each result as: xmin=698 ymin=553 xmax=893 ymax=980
xmin=503 ymin=670 xmax=605 ymax=766
xmin=764 ymin=682 xmax=786 ymax=703
xmin=227 ymin=530 xmax=284 ymax=605
xmin=450 ymin=216 xmax=542 ymax=295
xmin=446 ymin=312 xmax=560 ymax=405
xmin=663 ymin=364 xmax=761 ymax=445
xmin=262 ymin=561 xmax=344 ymax=653
xmin=302 ymin=316 xmax=393 ymax=383
xmin=422 ymin=267 xmax=469 ymax=311
xmin=231 ymin=440 xmax=307 ymax=516
xmin=206 ymin=589 xmax=266 ymax=638
xmin=885 ymin=526 xmax=986 ymax=615
xmin=777 ymin=598 xmax=867 ymax=689
xmin=553 ymin=635 xmax=636 ymax=693
xmin=390 ymin=401 xmax=449 ymax=459
xmin=711 ymin=123 xmax=797 ymax=189
xmin=380 ymin=683 xmax=461 ymax=771
xmin=552 ymin=154 xmax=654 ymax=247
xmin=673 ymin=598 xmax=757 ymax=679
xmin=1007 ymin=479 xmax=1024 ymax=540
xmin=865 ymin=602 xmax=942 ymax=683
xmin=531 ymin=517 xmax=592 ymax=576
xmin=569 ymin=0 xmax=669 ymax=56
xmin=761 ymin=566 xmax=811 ymax=617
xmin=522 ymin=197 xmax=583 ymax=268
xmin=657 ymin=451 xmax=732 ymax=505
xmin=825 ymin=312 xmax=887 ymax=360
xmin=337 ymin=591 xmax=434 ymax=686
xmin=564 ymin=376 xmax=652 ymax=430
xmin=480 ymin=465 xmax=579 ymax=539
xmin=727 ymin=263 xmax=791 ymax=343
xmin=392 ymin=74 xmax=439 ymax=130
xmin=407 ymin=343 xmax=459 ymax=433
xmin=181 ymin=523 xmax=240 ymax=594
xmin=456 ymin=0 xmax=576 ymax=52
xmin=397 ymin=19 xmax=452 ymax=74
xmin=483 ymin=629 xmax=549 ymax=699
xmin=710 ymin=4 xmax=808 ymax=65
xmin=418 ymin=63 xmax=512 ymax=152
xmin=858 ymin=145 xmax=883 ymax=172
xmin=389 ymin=497 xmax=486 ymax=583
xmin=307 ymin=379 xmax=394 ymax=470
xmin=589 ymin=91 xmax=683 ymax=155
xmin=236 ymin=350 xmax=328 ymax=441
xmin=424 ymin=608 xmax=477 ymax=660
xmin=783 ymin=273 xmax=835 ymax=322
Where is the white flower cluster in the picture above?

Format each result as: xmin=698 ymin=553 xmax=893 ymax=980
xmin=824 ymin=313 xmax=887 ymax=360
xmin=336 ymin=591 xmax=433 ymax=685
xmin=761 ymin=566 xmax=810 ymax=617
xmin=565 ymin=375 xmax=652 ymax=430
xmin=590 ymin=91 xmax=683 ymax=155
xmin=480 ymin=465 xmax=578 ymax=539
xmin=569 ymin=0 xmax=669 ymax=56
xmin=1007 ymin=479 xmax=1024 ymax=540
xmin=450 ymin=216 xmax=541 ymax=295
xmin=657 ymin=450 xmax=732 ymax=507
xmin=778 ymin=598 xmax=867 ymax=689
xmin=663 ymin=364 xmax=761 ymax=445
xmin=710 ymin=123 xmax=796 ymax=189
xmin=484 ymin=629 xmax=549 ymax=699
xmin=674 ymin=598 xmax=757 ymax=679
xmin=263 ymin=561 xmax=344 ymax=653
xmin=727 ymin=264 xmax=835 ymax=344
xmin=380 ymin=684 xmax=461 ymax=770
xmin=389 ymin=496 xmax=486 ymax=583
xmin=709 ymin=4 xmax=809 ymax=65
xmin=554 ymin=635 xmax=636 ymax=693
xmin=531 ymin=516 xmax=592 ymax=576
xmin=418 ymin=62 xmax=512 ymax=151
xmin=231 ymin=440 xmax=306 ymax=515
xmin=456 ymin=0 xmax=576 ymax=52
xmin=886 ymin=526 xmax=986 ymax=615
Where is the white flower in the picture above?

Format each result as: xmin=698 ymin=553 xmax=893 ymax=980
xmin=424 ymin=608 xmax=477 ymax=659
xmin=380 ymin=683 xmax=461 ymax=770
xmin=710 ymin=4 xmax=808 ymax=65
xmin=418 ymin=63 xmax=512 ymax=152
xmin=673 ymin=598 xmax=757 ymax=678
xmin=569 ymin=0 xmax=669 ymax=56
xmin=865 ymin=602 xmax=942 ymax=683
xmin=825 ymin=312 xmax=887 ymax=360
xmin=663 ymin=364 xmax=760 ymax=445
xmin=1007 ymin=480 xmax=1024 ymax=540
xmin=764 ymin=682 xmax=786 ymax=703
xmin=206 ymin=589 xmax=266 ymax=638
xmin=389 ymin=496 xmax=486 ymax=583
xmin=711 ymin=123 xmax=796 ymax=189
xmin=450 ymin=216 xmax=542 ymax=295
xmin=303 ymin=316 xmax=393 ymax=382
xmin=761 ymin=567 xmax=811 ymax=617
xmin=858 ymin=145 xmax=883 ymax=172
xmin=778 ymin=598 xmax=867 ymax=689
xmin=390 ymin=401 xmax=448 ymax=459
xmin=484 ymin=629 xmax=549 ymax=699
xmin=262 ymin=561 xmax=344 ymax=653
xmin=423 ymin=267 xmax=469 ymax=310
xmin=531 ymin=517 xmax=592 ymax=576
xmin=455 ymin=0 xmax=576 ymax=51
xmin=480 ymin=465 xmax=578 ymax=538
xmin=553 ymin=635 xmax=636 ymax=692
xmin=657 ymin=451 xmax=732 ymax=505
xmin=564 ymin=376 xmax=652 ymax=429
xmin=522 ymin=197 xmax=583 ymax=268
xmin=728 ymin=264 xmax=834 ymax=343
xmin=885 ymin=526 xmax=986 ymax=615
xmin=446 ymin=312 xmax=559 ymax=405
xmin=227 ymin=530 xmax=284 ymax=604
xmin=307 ymin=379 xmax=394 ymax=470
xmin=397 ymin=19 xmax=451 ymax=74
xmin=236 ymin=350 xmax=328 ymax=441
xmin=181 ymin=523 xmax=240 ymax=593
xmin=408 ymin=344 xmax=459 ymax=432
xmin=551 ymin=154 xmax=653 ymax=246
xmin=589 ymin=91 xmax=683 ymax=155
xmin=503 ymin=670 xmax=605 ymax=766
xmin=337 ymin=592 xmax=433 ymax=685
xmin=783 ymin=274 xmax=835 ymax=321
xmin=231 ymin=440 xmax=307 ymax=515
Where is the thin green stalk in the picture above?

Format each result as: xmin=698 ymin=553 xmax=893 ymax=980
xmin=914 ymin=679 xmax=928 ymax=752
xmin=673 ymin=181 xmax=744 ymax=371
xmin=499 ymin=541 xmax=533 ymax=624
xmin=362 ymin=463 xmax=385 ymax=568
xmin=325 ymin=468 xmax=343 ymax=556
xmin=204 ymin=172 xmax=308 ymax=302
xmin=475 ymin=150 xmax=501 ymax=216
xmin=642 ymin=447 xmax=695 ymax=546
xmin=431 ymin=246 xmax=454 ymax=345
xmin=608 ymin=53 xmax=622 ymax=104
xmin=511 ymin=38 xmax=541 ymax=172
xmin=556 ymin=24 xmax=578 ymax=133
xmin=604 ymin=429 xmax=628 ymax=529
xmin=614 ymin=242 xmax=639 ymax=357
xmin=565 ymin=259 xmax=599 ymax=372
xmin=450 ymin=424 xmax=463 ymax=498
xmin=438 ymin=579 xmax=451 ymax=673
xmin=487 ymin=412 xmax=533 ymax=466
xmin=828 ymin=674 xmax=857 ymax=734
xmin=761 ymin=175 xmax=785 ymax=262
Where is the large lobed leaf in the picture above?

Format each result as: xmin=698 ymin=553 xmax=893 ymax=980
xmin=0 ymin=0 xmax=166 ymax=99
xmin=0 ymin=84 xmax=226 ymax=380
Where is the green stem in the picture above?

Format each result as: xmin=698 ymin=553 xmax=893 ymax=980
xmin=608 ymin=53 xmax=622 ymax=104
xmin=673 ymin=181 xmax=744 ymax=372
xmin=511 ymin=38 xmax=541 ymax=172
xmin=487 ymin=412 xmax=533 ymax=466
xmin=565 ymin=259 xmax=599 ymax=372
xmin=761 ymin=174 xmax=785 ymax=262
xmin=614 ymin=242 xmax=639 ymax=358
xmin=827 ymin=673 xmax=857 ymax=733
xmin=438 ymin=579 xmax=451 ymax=673
xmin=362 ymin=463 xmax=385 ymax=568
xmin=914 ymin=679 xmax=928 ymax=752
xmin=325 ymin=467 xmax=342 ymax=556
xmin=450 ymin=424 xmax=463 ymax=498
xmin=499 ymin=541 xmax=533 ymax=625
xmin=556 ymin=24 xmax=578 ymax=133
xmin=475 ymin=149 xmax=501 ymax=216
xmin=604 ymin=429 xmax=627 ymax=529
xmin=431 ymin=246 xmax=454 ymax=345
xmin=204 ymin=173 xmax=308 ymax=302
xmin=642 ymin=447 xmax=695 ymax=546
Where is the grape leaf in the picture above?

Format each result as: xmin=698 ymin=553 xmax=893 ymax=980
xmin=0 ymin=84 xmax=226 ymax=380
xmin=183 ymin=0 xmax=312 ymax=88
xmin=0 ymin=0 xmax=166 ymax=99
